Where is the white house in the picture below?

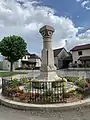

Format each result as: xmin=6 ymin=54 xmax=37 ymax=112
xmin=70 ymin=44 xmax=90 ymax=67
xmin=3 ymin=52 xmax=41 ymax=71
xmin=53 ymin=48 xmax=72 ymax=69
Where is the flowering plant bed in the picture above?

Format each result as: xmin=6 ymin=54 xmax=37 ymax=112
xmin=2 ymin=78 xmax=85 ymax=104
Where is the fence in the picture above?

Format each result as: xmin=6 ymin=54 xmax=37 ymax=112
xmin=2 ymin=78 xmax=66 ymax=104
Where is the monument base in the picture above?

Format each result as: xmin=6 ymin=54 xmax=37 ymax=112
xmin=35 ymin=71 xmax=60 ymax=81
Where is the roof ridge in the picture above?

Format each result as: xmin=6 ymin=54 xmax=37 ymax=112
xmin=75 ymin=43 xmax=90 ymax=47
xmin=53 ymin=47 xmax=64 ymax=51
xmin=53 ymin=47 xmax=64 ymax=57
xmin=71 ymin=43 xmax=90 ymax=51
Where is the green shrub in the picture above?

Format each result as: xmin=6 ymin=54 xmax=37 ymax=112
xmin=10 ymin=78 xmax=20 ymax=88
xmin=75 ymin=80 xmax=86 ymax=88
xmin=69 ymin=90 xmax=76 ymax=94
xmin=75 ymin=93 xmax=83 ymax=99
xmin=65 ymin=77 xmax=79 ymax=83
xmin=52 ymin=81 xmax=62 ymax=88
xmin=76 ymin=87 xmax=84 ymax=94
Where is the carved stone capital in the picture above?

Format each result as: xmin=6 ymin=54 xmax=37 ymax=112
xmin=39 ymin=25 xmax=55 ymax=38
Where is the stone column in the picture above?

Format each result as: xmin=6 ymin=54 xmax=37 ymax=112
xmin=39 ymin=25 xmax=56 ymax=72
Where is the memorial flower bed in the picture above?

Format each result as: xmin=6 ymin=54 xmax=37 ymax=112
xmin=2 ymin=77 xmax=85 ymax=104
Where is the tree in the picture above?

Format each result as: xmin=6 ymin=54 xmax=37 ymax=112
xmin=0 ymin=35 xmax=27 ymax=71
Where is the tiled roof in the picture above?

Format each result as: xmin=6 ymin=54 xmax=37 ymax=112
xmin=30 ymin=54 xmax=41 ymax=59
xmin=21 ymin=61 xmax=36 ymax=64
xmin=70 ymin=44 xmax=90 ymax=51
xmin=68 ymin=52 xmax=72 ymax=57
xmin=25 ymin=51 xmax=41 ymax=60
xmin=25 ymin=51 xmax=30 ymax=56
xmin=53 ymin=48 xmax=63 ymax=57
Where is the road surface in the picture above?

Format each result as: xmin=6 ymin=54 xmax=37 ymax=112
xmin=0 ymin=105 xmax=89 ymax=120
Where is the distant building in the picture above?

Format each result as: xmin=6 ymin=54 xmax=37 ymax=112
xmin=0 ymin=54 xmax=3 ymax=70
xmin=3 ymin=51 xmax=41 ymax=71
xmin=70 ymin=44 xmax=90 ymax=67
xmin=53 ymin=48 xmax=72 ymax=69
xmin=3 ymin=48 xmax=72 ymax=70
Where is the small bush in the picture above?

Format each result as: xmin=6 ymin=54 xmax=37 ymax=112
xmin=75 ymin=80 xmax=86 ymax=88
xmin=76 ymin=87 xmax=84 ymax=94
xmin=65 ymin=77 xmax=79 ymax=83
xmin=69 ymin=90 xmax=76 ymax=94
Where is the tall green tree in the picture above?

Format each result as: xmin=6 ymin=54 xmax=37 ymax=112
xmin=0 ymin=35 xmax=27 ymax=71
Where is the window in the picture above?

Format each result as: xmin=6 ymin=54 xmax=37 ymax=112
xmin=78 ymin=51 xmax=82 ymax=56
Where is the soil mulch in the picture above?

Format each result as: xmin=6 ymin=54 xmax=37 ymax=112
xmin=67 ymin=97 xmax=81 ymax=103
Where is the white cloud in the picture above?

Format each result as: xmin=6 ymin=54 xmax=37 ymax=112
xmin=77 ymin=0 xmax=90 ymax=10
xmin=86 ymin=6 xmax=90 ymax=9
xmin=81 ymin=0 xmax=89 ymax=7
xmin=76 ymin=0 xmax=81 ymax=2
xmin=0 ymin=0 xmax=90 ymax=56
xmin=78 ymin=30 xmax=90 ymax=39
xmin=81 ymin=0 xmax=90 ymax=10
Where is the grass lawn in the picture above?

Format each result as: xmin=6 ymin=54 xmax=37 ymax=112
xmin=0 ymin=71 xmax=27 ymax=77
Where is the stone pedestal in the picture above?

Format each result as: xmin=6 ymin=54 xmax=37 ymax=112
xmin=36 ymin=25 xmax=59 ymax=81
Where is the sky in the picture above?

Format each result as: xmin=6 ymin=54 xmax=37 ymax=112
xmin=0 ymin=0 xmax=90 ymax=59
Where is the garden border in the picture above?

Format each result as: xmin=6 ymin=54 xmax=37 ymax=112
xmin=0 ymin=89 xmax=90 ymax=111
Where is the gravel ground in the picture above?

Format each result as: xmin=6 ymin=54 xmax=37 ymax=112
xmin=0 ymin=105 xmax=89 ymax=120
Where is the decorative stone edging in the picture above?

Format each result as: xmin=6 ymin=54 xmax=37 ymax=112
xmin=0 ymin=89 xmax=90 ymax=111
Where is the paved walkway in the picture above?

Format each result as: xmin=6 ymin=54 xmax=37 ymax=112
xmin=0 ymin=101 xmax=90 ymax=120
xmin=0 ymin=88 xmax=90 ymax=110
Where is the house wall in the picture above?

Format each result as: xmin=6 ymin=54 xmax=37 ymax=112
xmin=54 ymin=49 xmax=69 ymax=69
xmin=17 ymin=59 xmax=22 ymax=67
xmin=3 ymin=56 xmax=22 ymax=71
xmin=14 ymin=59 xmax=22 ymax=68
xmin=72 ymin=49 xmax=90 ymax=64
xmin=3 ymin=55 xmax=41 ymax=70
xmin=54 ymin=57 xmax=58 ymax=67
xmin=58 ymin=49 xmax=69 ymax=58
xmin=3 ymin=57 xmax=20 ymax=71
xmin=0 ymin=61 xmax=3 ymax=70
xmin=22 ymin=55 xmax=30 ymax=61
xmin=27 ymin=58 xmax=36 ymax=63
xmin=36 ymin=59 xmax=41 ymax=67
xmin=3 ymin=57 xmax=10 ymax=71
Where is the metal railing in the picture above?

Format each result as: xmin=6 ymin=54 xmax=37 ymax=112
xmin=2 ymin=78 xmax=66 ymax=104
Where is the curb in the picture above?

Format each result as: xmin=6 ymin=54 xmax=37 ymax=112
xmin=0 ymin=89 xmax=90 ymax=111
